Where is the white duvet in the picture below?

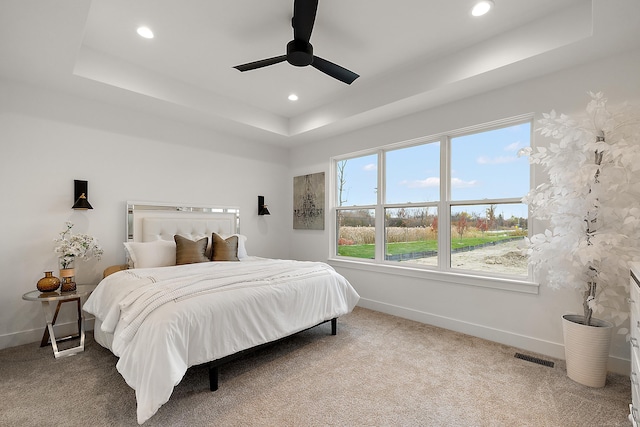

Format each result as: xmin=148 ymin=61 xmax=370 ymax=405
xmin=83 ymin=258 xmax=359 ymax=424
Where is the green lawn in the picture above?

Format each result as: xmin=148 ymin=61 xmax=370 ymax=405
xmin=337 ymin=235 xmax=519 ymax=258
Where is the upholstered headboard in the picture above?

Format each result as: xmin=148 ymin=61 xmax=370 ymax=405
xmin=126 ymin=201 xmax=240 ymax=243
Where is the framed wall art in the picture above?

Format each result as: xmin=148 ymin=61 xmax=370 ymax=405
xmin=293 ymin=172 xmax=325 ymax=230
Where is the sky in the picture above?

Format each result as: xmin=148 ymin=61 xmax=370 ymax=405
xmin=337 ymin=122 xmax=531 ymax=220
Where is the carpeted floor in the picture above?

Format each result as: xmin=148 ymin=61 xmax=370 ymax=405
xmin=0 ymin=307 xmax=632 ymax=426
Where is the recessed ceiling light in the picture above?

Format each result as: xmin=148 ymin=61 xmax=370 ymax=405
xmin=137 ymin=26 xmax=154 ymax=39
xmin=288 ymin=94 xmax=299 ymax=101
xmin=472 ymin=0 xmax=494 ymax=17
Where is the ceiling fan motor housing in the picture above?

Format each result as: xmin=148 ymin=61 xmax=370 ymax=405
xmin=287 ymin=39 xmax=313 ymax=66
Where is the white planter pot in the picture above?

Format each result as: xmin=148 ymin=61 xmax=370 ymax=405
xmin=562 ymin=314 xmax=613 ymax=388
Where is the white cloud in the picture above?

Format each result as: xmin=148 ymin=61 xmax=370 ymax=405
xmin=363 ymin=163 xmax=377 ymax=171
xmin=476 ymin=155 xmax=517 ymax=165
xmin=451 ymin=178 xmax=478 ymax=188
xmin=401 ymin=177 xmax=440 ymax=188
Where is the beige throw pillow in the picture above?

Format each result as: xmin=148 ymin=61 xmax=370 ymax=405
xmin=174 ymin=235 xmax=209 ymax=265
xmin=211 ymin=233 xmax=239 ymax=261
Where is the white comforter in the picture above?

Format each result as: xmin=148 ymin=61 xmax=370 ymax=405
xmin=83 ymin=258 xmax=359 ymax=424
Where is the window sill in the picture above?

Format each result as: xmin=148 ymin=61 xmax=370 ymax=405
xmin=327 ymin=258 xmax=539 ymax=294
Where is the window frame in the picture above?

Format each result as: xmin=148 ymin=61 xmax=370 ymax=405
xmin=329 ymin=115 xmax=537 ymax=294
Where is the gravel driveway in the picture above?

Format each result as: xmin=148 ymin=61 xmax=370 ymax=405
xmin=410 ymin=239 xmax=529 ymax=276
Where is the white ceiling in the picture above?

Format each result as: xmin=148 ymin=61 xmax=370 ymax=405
xmin=2 ymin=0 xmax=640 ymax=147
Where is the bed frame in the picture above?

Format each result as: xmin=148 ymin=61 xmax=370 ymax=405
xmin=207 ymin=318 xmax=337 ymax=391
xmin=125 ymin=201 xmax=340 ymax=392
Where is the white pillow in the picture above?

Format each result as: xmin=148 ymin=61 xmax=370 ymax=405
xmin=236 ymin=234 xmax=248 ymax=259
xmin=123 ymin=240 xmax=176 ymax=268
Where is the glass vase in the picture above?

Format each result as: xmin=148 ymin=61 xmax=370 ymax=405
xmin=36 ymin=271 xmax=60 ymax=292
xmin=59 ymin=257 xmax=75 ymax=277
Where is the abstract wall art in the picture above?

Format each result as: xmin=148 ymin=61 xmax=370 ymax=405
xmin=293 ymin=172 xmax=325 ymax=230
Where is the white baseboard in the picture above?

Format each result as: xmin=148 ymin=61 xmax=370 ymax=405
xmin=357 ymin=298 xmax=630 ymax=376
xmin=0 ymin=318 xmax=95 ymax=350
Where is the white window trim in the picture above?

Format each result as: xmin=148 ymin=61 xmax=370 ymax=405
xmin=327 ymin=258 xmax=538 ymax=294
xmin=329 ymin=114 xmax=536 ymax=294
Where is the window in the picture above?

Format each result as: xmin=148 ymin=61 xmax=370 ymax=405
xmin=336 ymin=153 xmax=378 ymax=259
xmin=334 ymin=118 xmax=531 ymax=279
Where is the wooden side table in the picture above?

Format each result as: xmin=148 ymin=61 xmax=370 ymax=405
xmin=22 ymin=284 xmax=96 ymax=358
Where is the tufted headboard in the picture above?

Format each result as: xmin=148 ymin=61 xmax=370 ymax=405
xmin=126 ymin=201 xmax=240 ymax=243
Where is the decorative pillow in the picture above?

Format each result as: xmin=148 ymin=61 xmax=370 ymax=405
xmin=174 ymin=235 xmax=209 ymax=265
xmin=123 ymin=240 xmax=176 ymax=269
xmin=211 ymin=233 xmax=239 ymax=261
xmin=219 ymin=234 xmax=249 ymax=259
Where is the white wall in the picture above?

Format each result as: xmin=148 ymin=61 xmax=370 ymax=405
xmin=0 ymin=80 xmax=290 ymax=349
xmin=289 ymin=47 xmax=640 ymax=374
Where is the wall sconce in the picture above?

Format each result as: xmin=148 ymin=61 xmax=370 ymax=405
xmin=258 ymin=196 xmax=270 ymax=215
xmin=72 ymin=180 xmax=93 ymax=210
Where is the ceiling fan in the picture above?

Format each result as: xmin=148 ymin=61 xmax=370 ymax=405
xmin=233 ymin=0 xmax=359 ymax=85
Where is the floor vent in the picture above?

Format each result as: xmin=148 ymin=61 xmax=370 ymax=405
xmin=514 ymin=352 xmax=555 ymax=368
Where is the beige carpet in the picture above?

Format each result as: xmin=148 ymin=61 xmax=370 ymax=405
xmin=0 ymin=307 xmax=631 ymax=426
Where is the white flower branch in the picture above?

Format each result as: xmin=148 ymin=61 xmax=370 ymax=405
xmin=54 ymin=221 xmax=103 ymax=268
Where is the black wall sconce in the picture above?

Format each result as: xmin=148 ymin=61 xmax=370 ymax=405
xmin=258 ymin=196 xmax=270 ymax=215
xmin=72 ymin=180 xmax=93 ymax=210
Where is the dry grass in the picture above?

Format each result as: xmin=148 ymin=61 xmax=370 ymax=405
xmin=386 ymin=227 xmax=437 ymax=243
xmin=338 ymin=226 xmax=375 ymax=245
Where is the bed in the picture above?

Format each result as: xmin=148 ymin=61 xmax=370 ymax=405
xmin=83 ymin=202 xmax=360 ymax=424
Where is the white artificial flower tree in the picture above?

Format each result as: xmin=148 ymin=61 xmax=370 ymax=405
xmin=520 ymin=92 xmax=640 ymax=329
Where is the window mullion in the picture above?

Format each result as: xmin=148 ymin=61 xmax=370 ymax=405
xmin=376 ymin=149 xmax=385 ymax=262
xmin=440 ymin=136 xmax=451 ymax=271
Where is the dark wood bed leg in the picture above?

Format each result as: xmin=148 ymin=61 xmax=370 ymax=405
xmin=209 ymin=364 xmax=219 ymax=391
xmin=331 ymin=318 xmax=337 ymax=335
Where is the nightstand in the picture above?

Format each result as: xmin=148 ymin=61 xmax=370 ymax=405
xmin=22 ymin=284 xmax=96 ymax=358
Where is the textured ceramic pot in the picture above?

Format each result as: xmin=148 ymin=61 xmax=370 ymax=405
xmin=36 ymin=271 xmax=61 ymax=292
xmin=562 ymin=314 xmax=613 ymax=388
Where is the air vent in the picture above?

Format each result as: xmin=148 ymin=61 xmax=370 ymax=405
xmin=514 ymin=352 xmax=555 ymax=368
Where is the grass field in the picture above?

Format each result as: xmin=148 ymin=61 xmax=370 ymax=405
xmin=337 ymin=235 xmax=519 ymax=258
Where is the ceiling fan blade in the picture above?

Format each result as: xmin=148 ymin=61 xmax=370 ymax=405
xmin=292 ymin=0 xmax=318 ymax=42
xmin=233 ymin=55 xmax=287 ymax=72
xmin=311 ymin=56 xmax=359 ymax=85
